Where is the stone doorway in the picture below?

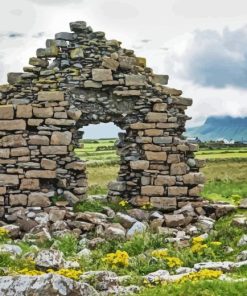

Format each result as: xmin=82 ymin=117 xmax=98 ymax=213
xmin=78 ymin=123 xmax=122 ymax=196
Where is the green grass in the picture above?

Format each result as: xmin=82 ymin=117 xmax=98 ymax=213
xmin=139 ymin=280 xmax=247 ymax=296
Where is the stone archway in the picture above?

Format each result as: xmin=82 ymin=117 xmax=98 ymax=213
xmin=0 ymin=21 xmax=205 ymax=225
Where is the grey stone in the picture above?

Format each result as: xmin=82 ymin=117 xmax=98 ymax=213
xmin=0 ymin=274 xmax=99 ymax=296
xmin=127 ymin=221 xmax=147 ymax=238
xmin=237 ymin=235 xmax=247 ymax=247
xmin=35 ymin=249 xmax=64 ymax=269
xmin=0 ymin=244 xmax=22 ymax=255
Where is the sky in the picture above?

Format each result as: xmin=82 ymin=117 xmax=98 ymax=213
xmin=1 ymin=0 xmax=247 ymax=138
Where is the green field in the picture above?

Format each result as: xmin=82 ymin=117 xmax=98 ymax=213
xmin=75 ymin=140 xmax=247 ymax=202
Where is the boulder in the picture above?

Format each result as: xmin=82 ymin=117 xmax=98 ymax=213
xmin=0 ymin=274 xmax=98 ymax=296
xmin=237 ymin=234 xmax=247 ymax=247
xmin=194 ymin=261 xmax=234 ymax=272
xmin=0 ymin=244 xmax=22 ymax=255
xmin=164 ymin=214 xmax=186 ymax=227
xmin=35 ymin=249 xmax=64 ymax=269
xmin=127 ymin=221 xmax=147 ymax=238
xmin=239 ymin=198 xmax=247 ymax=209
xmin=116 ymin=213 xmax=137 ymax=229
xmin=104 ymin=223 xmax=126 ymax=239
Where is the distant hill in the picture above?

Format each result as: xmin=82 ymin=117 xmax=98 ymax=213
xmin=186 ymin=116 xmax=247 ymax=142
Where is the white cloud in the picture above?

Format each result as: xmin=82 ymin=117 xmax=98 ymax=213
xmin=163 ymin=26 xmax=247 ymax=88
xmin=27 ymin=0 xmax=84 ymax=5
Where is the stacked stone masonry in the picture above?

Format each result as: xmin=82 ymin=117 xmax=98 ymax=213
xmin=0 ymin=21 xmax=205 ymax=226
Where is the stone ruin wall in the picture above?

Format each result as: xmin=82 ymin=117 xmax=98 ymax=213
xmin=0 ymin=21 xmax=205 ymax=228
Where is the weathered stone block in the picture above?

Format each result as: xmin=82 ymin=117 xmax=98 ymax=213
xmin=145 ymin=151 xmax=167 ymax=161
xmin=0 ymin=105 xmax=14 ymax=119
xmin=167 ymin=154 xmax=180 ymax=164
xmin=119 ymin=56 xmax=136 ymax=70
xmin=65 ymin=161 xmax=85 ymax=171
xmin=16 ymin=105 xmax=32 ymax=118
xmin=7 ymin=73 xmax=22 ymax=85
xmin=51 ymin=131 xmax=72 ymax=145
xmin=102 ymin=57 xmax=119 ymax=71
xmin=189 ymin=185 xmax=204 ymax=196
xmin=45 ymin=118 xmax=75 ymax=126
xmin=25 ymin=170 xmax=56 ymax=179
xmin=55 ymin=32 xmax=75 ymax=41
xmin=0 ymin=174 xmax=19 ymax=186
xmin=84 ymin=80 xmax=102 ymax=88
xmin=130 ymin=122 xmax=155 ymax=129
xmin=0 ymin=135 xmax=27 ymax=148
xmin=108 ymin=181 xmax=126 ymax=192
xmin=168 ymin=186 xmax=188 ymax=196
xmin=41 ymin=146 xmax=67 ymax=155
xmin=130 ymin=160 xmax=149 ymax=170
xmin=29 ymin=57 xmax=48 ymax=68
xmin=125 ymin=75 xmax=145 ymax=86
xmin=92 ymin=69 xmax=113 ymax=81
xmin=0 ymin=187 xmax=6 ymax=195
xmin=29 ymin=135 xmax=49 ymax=146
xmin=33 ymin=107 xmax=53 ymax=118
xmin=153 ymin=103 xmax=167 ymax=112
xmin=143 ymin=144 xmax=162 ymax=151
xmin=144 ymin=129 xmax=163 ymax=136
xmin=70 ymin=48 xmax=84 ymax=59
xmin=67 ymin=109 xmax=82 ymax=121
xmin=153 ymin=74 xmax=169 ymax=85
xmin=153 ymin=136 xmax=172 ymax=144
xmin=20 ymin=179 xmax=40 ymax=190
xmin=113 ymin=90 xmax=141 ymax=96
xmin=0 ymin=120 xmax=26 ymax=131
xmin=150 ymin=197 xmax=177 ymax=210
xmin=155 ymin=175 xmax=176 ymax=186
xmin=9 ymin=194 xmax=27 ymax=206
xmin=183 ymin=173 xmax=205 ymax=185
xmin=49 ymin=209 xmax=66 ymax=222
xmin=11 ymin=147 xmax=30 ymax=157
xmin=136 ymin=57 xmax=146 ymax=67
xmin=146 ymin=112 xmax=167 ymax=123
xmin=164 ymin=214 xmax=186 ymax=227
xmin=41 ymin=159 xmax=56 ymax=170
xmin=28 ymin=193 xmax=51 ymax=207
xmin=160 ymin=86 xmax=182 ymax=96
xmin=172 ymin=96 xmax=193 ymax=106
xmin=38 ymin=91 xmax=64 ymax=102
xmin=28 ymin=119 xmax=43 ymax=126
xmin=141 ymin=186 xmax=164 ymax=196
xmin=70 ymin=21 xmax=87 ymax=32
xmin=0 ymin=149 xmax=10 ymax=159
xmin=170 ymin=163 xmax=187 ymax=175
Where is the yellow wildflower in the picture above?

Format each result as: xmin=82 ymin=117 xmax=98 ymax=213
xmin=191 ymin=243 xmax=208 ymax=254
xmin=165 ymin=257 xmax=183 ymax=268
xmin=151 ymin=249 xmax=168 ymax=259
xmin=192 ymin=236 xmax=204 ymax=244
xmin=210 ymin=241 xmax=222 ymax=246
xmin=15 ymin=268 xmax=45 ymax=276
xmin=178 ymin=269 xmax=222 ymax=283
xmin=102 ymin=250 xmax=129 ymax=268
xmin=119 ymin=200 xmax=128 ymax=207
xmin=0 ymin=227 xmax=9 ymax=237
xmin=47 ymin=268 xmax=83 ymax=280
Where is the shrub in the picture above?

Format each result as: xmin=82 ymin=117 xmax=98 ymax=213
xmin=55 ymin=234 xmax=78 ymax=257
